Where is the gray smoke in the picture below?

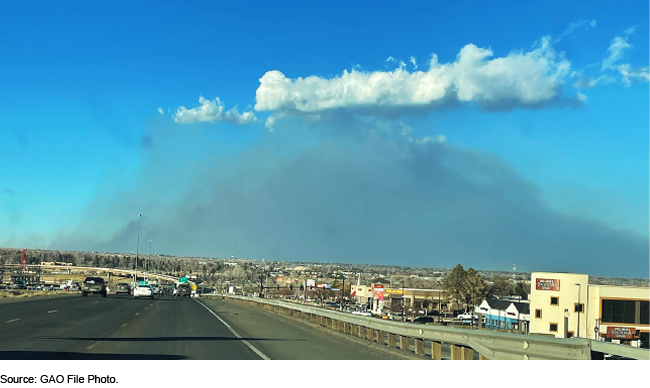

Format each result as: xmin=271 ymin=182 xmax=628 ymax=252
xmin=50 ymin=118 xmax=649 ymax=278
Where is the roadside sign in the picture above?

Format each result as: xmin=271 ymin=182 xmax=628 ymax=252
xmin=179 ymin=277 xmax=188 ymax=283
xmin=307 ymin=279 xmax=315 ymax=287
xmin=191 ymin=284 xmax=197 ymax=291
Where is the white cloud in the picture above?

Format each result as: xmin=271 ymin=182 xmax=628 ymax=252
xmin=554 ymin=19 xmax=597 ymax=43
xmin=602 ymin=36 xmax=632 ymax=70
xmin=157 ymin=107 xmax=164 ymax=115
xmin=573 ymin=75 xmax=616 ymax=89
xmin=255 ymin=36 xmax=574 ymax=122
xmin=173 ymin=96 xmax=257 ymax=125
xmin=617 ymin=64 xmax=650 ymax=86
xmin=409 ymin=56 xmax=418 ymax=70
xmin=599 ymin=28 xmax=649 ymax=87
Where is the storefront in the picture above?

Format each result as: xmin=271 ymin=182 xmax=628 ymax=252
xmin=530 ymin=272 xmax=649 ymax=346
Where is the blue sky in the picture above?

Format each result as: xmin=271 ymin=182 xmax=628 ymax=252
xmin=0 ymin=1 xmax=648 ymax=276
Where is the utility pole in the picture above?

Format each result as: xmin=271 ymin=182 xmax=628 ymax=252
xmin=303 ymin=280 xmax=306 ymax=305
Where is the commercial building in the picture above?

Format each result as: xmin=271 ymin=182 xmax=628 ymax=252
xmin=350 ymin=283 xmax=444 ymax=313
xmin=529 ymin=272 xmax=649 ymax=348
xmin=476 ymin=298 xmax=530 ymax=332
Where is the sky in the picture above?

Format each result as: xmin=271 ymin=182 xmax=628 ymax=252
xmin=0 ymin=1 xmax=648 ymax=277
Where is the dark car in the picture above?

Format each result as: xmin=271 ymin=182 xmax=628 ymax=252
xmin=115 ymin=282 xmax=131 ymax=295
xmin=82 ymin=277 xmax=107 ymax=297
xmin=413 ymin=316 xmax=435 ymax=324
xmin=175 ymin=283 xmax=191 ymax=297
xmin=12 ymin=280 xmax=27 ymax=289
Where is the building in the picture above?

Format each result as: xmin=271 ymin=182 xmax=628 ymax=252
xmin=350 ymin=283 xmax=444 ymax=313
xmin=476 ymin=299 xmax=530 ymax=332
xmin=529 ymin=272 xmax=649 ymax=348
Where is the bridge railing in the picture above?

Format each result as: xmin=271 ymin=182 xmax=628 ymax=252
xmin=215 ymin=294 xmax=650 ymax=361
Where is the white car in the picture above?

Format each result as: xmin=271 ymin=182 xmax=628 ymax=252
xmin=457 ymin=312 xmax=478 ymax=321
xmin=134 ymin=284 xmax=154 ymax=299
xmin=351 ymin=310 xmax=372 ymax=317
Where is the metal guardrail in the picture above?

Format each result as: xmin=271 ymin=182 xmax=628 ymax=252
xmin=217 ymin=294 xmax=649 ymax=360
xmin=590 ymin=339 xmax=650 ymax=360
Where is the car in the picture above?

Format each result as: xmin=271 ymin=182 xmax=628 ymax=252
xmin=457 ymin=312 xmax=478 ymax=320
xmin=81 ymin=277 xmax=107 ymax=297
xmin=115 ymin=282 xmax=131 ymax=295
xmin=413 ymin=316 xmax=435 ymax=324
xmin=175 ymin=283 xmax=191 ymax=298
xmin=134 ymin=284 xmax=154 ymax=299
xmin=351 ymin=310 xmax=372 ymax=316
xmin=12 ymin=280 xmax=27 ymax=289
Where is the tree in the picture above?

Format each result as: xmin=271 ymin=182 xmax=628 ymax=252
xmin=514 ymin=282 xmax=529 ymax=299
xmin=443 ymin=264 xmax=467 ymax=310
xmin=465 ymin=268 xmax=486 ymax=310
xmin=488 ymin=275 xmax=514 ymax=298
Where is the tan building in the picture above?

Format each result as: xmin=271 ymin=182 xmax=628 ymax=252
xmin=529 ymin=272 xmax=649 ymax=348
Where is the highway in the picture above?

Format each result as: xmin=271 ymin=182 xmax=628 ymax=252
xmin=0 ymin=294 xmax=419 ymax=360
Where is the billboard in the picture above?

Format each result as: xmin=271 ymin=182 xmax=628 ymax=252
xmin=307 ymin=279 xmax=315 ymax=287
xmin=535 ymin=278 xmax=560 ymax=291
xmin=604 ymin=327 xmax=638 ymax=340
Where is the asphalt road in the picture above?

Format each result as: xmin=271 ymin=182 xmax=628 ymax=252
xmin=0 ymin=294 xmax=417 ymax=360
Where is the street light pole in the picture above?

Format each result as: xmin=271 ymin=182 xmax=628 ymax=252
xmin=136 ymin=213 xmax=142 ymax=283
xmin=400 ymin=280 xmax=406 ymax=321
xmin=575 ymin=283 xmax=581 ymax=338
xmin=437 ymin=281 xmax=442 ymax=324
xmin=148 ymin=239 xmax=152 ymax=276
xmin=341 ymin=276 xmax=345 ymax=311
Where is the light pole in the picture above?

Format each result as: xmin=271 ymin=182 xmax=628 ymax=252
xmin=437 ymin=280 xmax=442 ymax=324
xmin=575 ymin=283 xmax=581 ymax=338
xmin=148 ymin=239 xmax=152 ymax=276
xmin=136 ymin=213 xmax=143 ymax=283
xmin=401 ymin=281 xmax=405 ymax=321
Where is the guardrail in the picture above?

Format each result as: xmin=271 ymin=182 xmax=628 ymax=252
xmin=214 ymin=294 xmax=649 ymax=361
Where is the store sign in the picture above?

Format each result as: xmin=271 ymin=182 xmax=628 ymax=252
xmin=307 ymin=279 xmax=315 ymax=287
xmin=535 ymin=278 xmax=560 ymax=291
xmin=374 ymin=284 xmax=385 ymax=300
xmin=605 ymin=327 xmax=637 ymax=340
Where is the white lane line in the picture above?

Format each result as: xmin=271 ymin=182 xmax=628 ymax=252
xmin=47 ymin=310 xmax=58 ymax=314
xmin=135 ymin=313 xmax=140 ymax=316
xmin=5 ymin=318 xmax=21 ymax=324
xmin=144 ymin=307 xmax=148 ymax=310
xmin=120 ymin=323 xmax=128 ymax=328
xmin=86 ymin=341 xmax=102 ymax=350
xmin=94 ymin=301 xmax=99 ymax=304
xmin=194 ymin=299 xmax=270 ymax=360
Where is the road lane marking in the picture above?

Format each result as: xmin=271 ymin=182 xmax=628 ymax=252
xmin=86 ymin=341 xmax=102 ymax=350
xmin=135 ymin=313 xmax=139 ymax=316
xmin=120 ymin=323 xmax=128 ymax=328
xmin=194 ymin=299 xmax=270 ymax=360
xmin=5 ymin=318 xmax=21 ymax=323
xmin=47 ymin=310 xmax=58 ymax=314
xmin=94 ymin=301 xmax=99 ymax=304
xmin=145 ymin=307 xmax=148 ymax=310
